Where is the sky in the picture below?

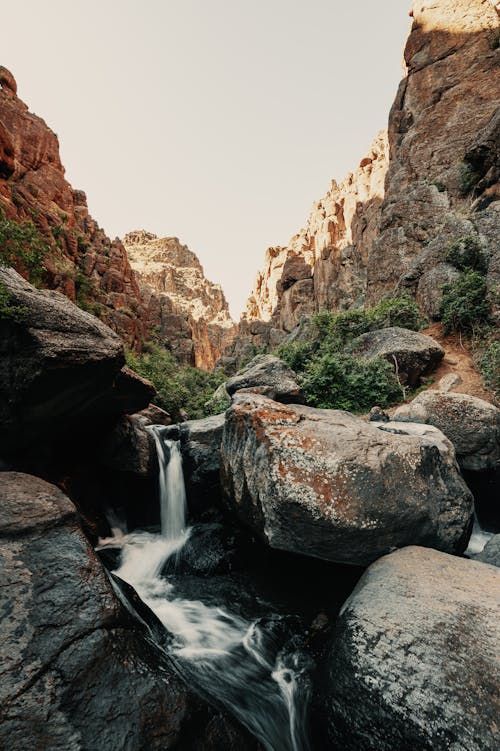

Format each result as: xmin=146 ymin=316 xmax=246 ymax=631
xmin=3 ymin=1 xmax=411 ymax=318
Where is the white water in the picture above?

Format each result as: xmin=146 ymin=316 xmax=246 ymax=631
xmin=113 ymin=428 xmax=309 ymax=751
xmin=466 ymin=514 xmax=494 ymax=556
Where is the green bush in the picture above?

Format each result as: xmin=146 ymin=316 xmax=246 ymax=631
xmin=0 ymin=209 xmax=49 ymax=284
xmin=478 ymin=340 xmax=500 ymax=396
xmin=0 ymin=280 xmax=25 ymax=320
xmin=457 ymin=162 xmax=479 ymax=197
xmin=126 ymin=343 xmax=226 ymax=421
xmin=278 ymin=295 xmax=422 ymax=373
xmin=446 ymin=236 xmax=487 ymax=274
xmin=301 ymin=352 xmax=402 ymax=412
xmin=440 ymin=271 xmax=490 ymax=335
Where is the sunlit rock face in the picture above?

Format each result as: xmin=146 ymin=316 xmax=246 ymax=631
xmin=123 ymin=231 xmax=237 ymax=369
xmin=0 ymin=68 xmax=148 ymax=348
xmin=245 ymin=131 xmax=388 ymax=332
xmin=230 ymin=0 xmax=499 ymax=360
xmin=366 ymin=0 xmax=500 ymax=310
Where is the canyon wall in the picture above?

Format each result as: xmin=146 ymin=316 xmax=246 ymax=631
xmin=228 ymin=0 xmax=499 ymax=363
xmin=0 ymin=67 xmax=147 ymax=348
xmin=123 ymin=231 xmax=236 ymax=370
xmin=0 ymin=70 xmax=236 ymax=366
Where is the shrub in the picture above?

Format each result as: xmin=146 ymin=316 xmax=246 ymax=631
xmin=0 ymin=209 xmax=49 ymax=284
xmin=126 ymin=343 xmax=226 ymax=421
xmin=301 ymin=352 xmax=402 ymax=412
xmin=446 ymin=236 xmax=487 ymax=274
xmin=457 ymin=162 xmax=479 ymax=196
xmin=0 ymin=280 xmax=25 ymax=319
xmin=478 ymin=340 xmax=500 ymax=396
xmin=277 ymin=340 xmax=314 ymax=372
xmin=440 ymin=271 xmax=490 ymax=335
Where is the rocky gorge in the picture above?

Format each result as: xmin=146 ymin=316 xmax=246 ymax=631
xmin=1 ymin=0 xmax=500 ymax=750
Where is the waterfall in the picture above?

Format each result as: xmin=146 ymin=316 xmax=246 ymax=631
xmin=149 ymin=427 xmax=187 ymax=541
xmin=466 ymin=513 xmax=494 ymax=556
xmin=114 ymin=425 xmax=310 ymax=751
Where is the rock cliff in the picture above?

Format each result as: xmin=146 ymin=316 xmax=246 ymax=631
xmin=229 ymin=0 xmax=499 ymax=361
xmin=123 ymin=230 xmax=236 ymax=369
xmin=0 ymin=67 xmax=148 ymax=348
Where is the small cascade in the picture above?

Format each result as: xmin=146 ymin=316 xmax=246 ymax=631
xmin=466 ymin=513 xmax=494 ymax=556
xmin=115 ymin=424 xmax=311 ymax=751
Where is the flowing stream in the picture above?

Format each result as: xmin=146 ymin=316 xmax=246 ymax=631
xmin=114 ymin=426 xmax=310 ymax=751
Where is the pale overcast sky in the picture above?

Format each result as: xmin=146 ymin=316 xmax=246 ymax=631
xmin=3 ymin=1 xmax=411 ymax=317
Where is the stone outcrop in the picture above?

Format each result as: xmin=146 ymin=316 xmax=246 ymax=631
xmin=0 ymin=70 xmax=149 ymax=348
xmin=0 ymin=267 xmax=153 ymax=454
xmin=123 ymin=230 xmax=236 ymax=369
xmin=228 ymin=0 xmax=499 ymax=359
xmin=221 ymin=393 xmax=473 ymax=566
xmin=0 ymin=472 xmax=258 ymax=751
xmin=322 ymin=546 xmax=500 ymax=751
xmin=346 ymin=326 xmax=444 ymax=386
xmin=225 ymin=354 xmax=305 ymax=403
xmin=473 ymin=533 xmax=500 ymax=567
xmin=393 ymin=390 xmax=500 ymax=471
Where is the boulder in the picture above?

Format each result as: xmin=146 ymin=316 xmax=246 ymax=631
xmin=163 ymin=413 xmax=226 ymax=515
xmin=221 ymin=393 xmax=473 ymax=566
xmin=393 ymin=391 xmax=500 ymax=471
xmin=0 ymin=268 xmax=153 ymax=454
xmin=438 ymin=373 xmax=462 ymax=392
xmin=346 ymin=326 xmax=444 ymax=386
xmin=99 ymin=415 xmax=157 ymax=477
xmin=225 ymin=354 xmax=305 ymax=403
xmin=322 ymin=546 xmax=500 ymax=751
xmin=0 ymin=472 xmax=258 ymax=751
xmin=473 ymin=534 xmax=500 ymax=567
xmin=134 ymin=403 xmax=172 ymax=427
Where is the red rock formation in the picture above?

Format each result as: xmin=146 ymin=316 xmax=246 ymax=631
xmin=231 ymin=0 xmax=499 ymax=361
xmin=123 ymin=231 xmax=237 ymax=369
xmin=0 ymin=68 xmax=148 ymax=348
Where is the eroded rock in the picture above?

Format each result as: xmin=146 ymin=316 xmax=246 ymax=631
xmin=393 ymin=390 xmax=500 ymax=471
xmin=225 ymin=354 xmax=305 ymax=403
xmin=221 ymin=393 xmax=473 ymax=566
xmin=322 ymin=546 xmax=500 ymax=751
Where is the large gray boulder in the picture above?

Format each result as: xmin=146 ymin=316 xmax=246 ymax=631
xmin=346 ymin=326 xmax=444 ymax=386
xmin=323 ymin=546 xmax=500 ymax=751
xmin=221 ymin=393 xmax=473 ymax=566
xmin=0 ymin=267 xmax=153 ymax=453
xmin=393 ymin=390 xmax=500 ymax=470
xmin=225 ymin=354 xmax=305 ymax=403
xmin=0 ymin=472 xmax=258 ymax=751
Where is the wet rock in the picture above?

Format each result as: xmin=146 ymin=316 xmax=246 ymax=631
xmin=473 ymin=534 xmax=500 ymax=567
xmin=225 ymin=354 xmax=305 ymax=403
xmin=0 ymin=268 xmax=152 ymax=454
xmin=99 ymin=415 xmax=157 ymax=477
xmin=0 ymin=472 xmax=259 ymax=751
xmin=221 ymin=393 xmax=473 ymax=566
xmin=393 ymin=391 xmax=500 ymax=471
xmin=162 ymin=522 xmax=256 ymax=577
xmin=322 ymin=546 xmax=500 ymax=751
xmin=346 ymin=326 xmax=444 ymax=387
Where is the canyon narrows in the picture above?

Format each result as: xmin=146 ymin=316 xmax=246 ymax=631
xmin=0 ymin=0 xmax=499 ymax=750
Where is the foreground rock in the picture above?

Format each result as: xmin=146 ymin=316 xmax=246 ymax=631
xmin=221 ymin=394 xmax=473 ymax=566
xmin=0 ymin=472 xmax=258 ymax=751
xmin=393 ymin=391 xmax=500 ymax=471
xmin=323 ymin=546 xmax=500 ymax=751
xmin=225 ymin=354 xmax=305 ymax=403
xmin=0 ymin=268 xmax=153 ymax=454
xmin=346 ymin=327 xmax=444 ymax=386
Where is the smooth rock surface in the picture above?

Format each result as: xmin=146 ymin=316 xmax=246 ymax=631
xmin=0 ymin=268 xmax=152 ymax=453
xmin=323 ymin=546 xmax=500 ymax=751
xmin=393 ymin=390 xmax=500 ymax=470
xmin=221 ymin=394 xmax=473 ymax=566
xmin=473 ymin=534 xmax=500 ymax=567
xmin=0 ymin=472 xmax=259 ymax=751
xmin=225 ymin=354 xmax=305 ymax=403
xmin=347 ymin=326 xmax=444 ymax=386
